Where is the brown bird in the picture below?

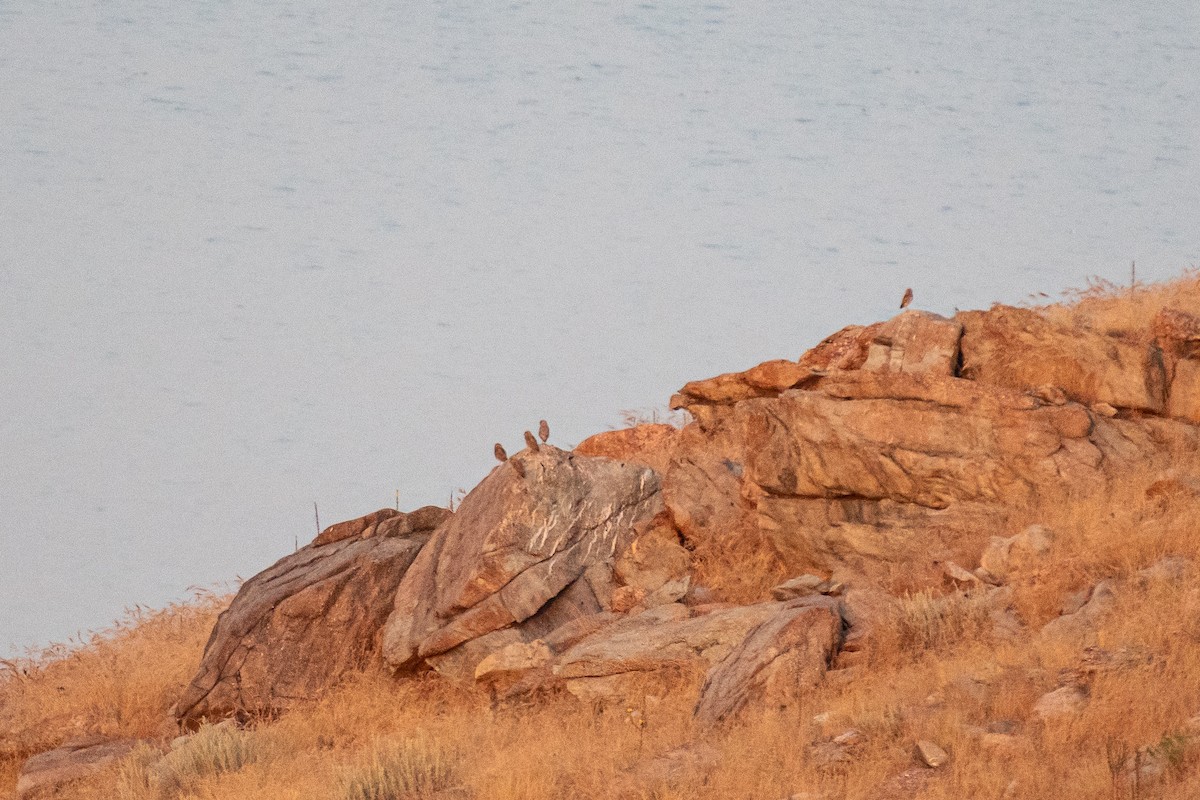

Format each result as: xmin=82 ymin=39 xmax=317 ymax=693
xmin=524 ymin=430 xmax=539 ymax=451
xmin=512 ymin=459 xmax=526 ymax=478
xmin=494 ymin=443 xmax=508 ymax=462
xmin=900 ymin=287 xmax=914 ymax=309
xmin=538 ymin=419 xmax=550 ymax=443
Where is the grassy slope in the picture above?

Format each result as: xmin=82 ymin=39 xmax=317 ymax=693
xmin=5 ymin=275 xmax=1200 ymax=800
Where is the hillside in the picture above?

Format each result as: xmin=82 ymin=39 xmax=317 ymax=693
xmin=5 ymin=273 xmax=1200 ymax=800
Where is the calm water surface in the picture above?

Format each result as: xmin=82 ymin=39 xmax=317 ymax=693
xmin=2 ymin=0 xmax=1198 ymax=649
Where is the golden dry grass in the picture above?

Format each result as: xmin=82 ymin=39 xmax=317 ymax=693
xmin=7 ymin=274 xmax=1200 ymax=799
xmin=1038 ymin=267 xmax=1200 ymax=340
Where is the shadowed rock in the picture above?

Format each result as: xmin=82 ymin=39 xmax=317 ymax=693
xmin=176 ymin=507 xmax=448 ymax=727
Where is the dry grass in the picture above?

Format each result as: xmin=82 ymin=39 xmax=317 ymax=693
xmin=0 ymin=588 xmax=228 ymax=788
xmin=7 ymin=275 xmax=1200 ymax=799
xmin=1038 ymin=267 xmax=1200 ymax=338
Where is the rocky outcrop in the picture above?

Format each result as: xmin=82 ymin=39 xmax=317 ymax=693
xmin=16 ymin=737 xmax=143 ymax=799
xmin=313 ymin=507 xmax=399 ymax=547
xmin=380 ymin=445 xmax=663 ymax=677
xmin=958 ymin=305 xmax=1165 ymax=412
xmin=574 ymin=423 xmax=679 ymax=475
xmin=665 ymin=370 xmax=1105 ymax=588
xmin=1155 ymin=307 xmax=1200 ymax=423
xmin=657 ymin=300 xmax=1200 ymax=594
xmin=176 ymin=507 xmax=447 ymax=727
xmin=693 ymin=599 xmax=842 ymax=726
xmin=171 ymin=291 xmax=1200 ymax=737
xmin=546 ymin=596 xmax=843 ymax=715
xmin=313 ymin=505 xmax=451 ymax=548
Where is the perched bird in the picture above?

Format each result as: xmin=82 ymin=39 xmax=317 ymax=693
xmin=512 ymin=459 xmax=526 ymax=478
xmin=900 ymin=287 xmax=914 ymax=309
xmin=524 ymin=430 xmax=540 ymax=452
xmin=494 ymin=443 xmax=508 ymax=462
xmin=538 ymin=419 xmax=550 ymax=443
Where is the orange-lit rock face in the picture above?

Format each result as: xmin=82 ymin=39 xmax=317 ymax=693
xmin=381 ymin=446 xmax=663 ymax=673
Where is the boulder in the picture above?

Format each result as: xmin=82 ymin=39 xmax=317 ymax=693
xmin=743 ymin=376 xmax=1100 ymax=584
xmin=16 ymin=737 xmax=143 ymax=799
xmin=978 ymin=525 xmax=1055 ymax=582
xmin=958 ymin=305 xmax=1165 ymax=412
xmin=693 ymin=599 xmax=842 ymax=726
xmin=1166 ymin=359 xmax=1200 ymax=423
xmin=797 ymin=323 xmax=880 ymax=371
xmin=574 ymin=423 xmax=680 ymax=475
xmin=1033 ymin=685 xmax=1087 ymax=720
xmin=613 ymin=515 xmax=692 ymax=610
xmin=555 ymin=602 xmax=772 ymax=681
xmin=915 ymin=739 xmax=949 ymax=768
xmin=859 ymin=311 xmax=962 ymax=377
xmin=549 ymin=598 xmax=842 ymax=710
xmin=176 ymin=518 xmax=436 ymax=727
xmin=313 ymin=507 xmax=400 ymax=547
xmin=1040 ymin=581 xmax=1117 ymax=646
xmin=380 ymin=445 xmax=663 ymax=673
xmin=670 ymin=360 xmax=820 ymax=416
xmin=1150 ymin=306 xmax=1200 ymax=422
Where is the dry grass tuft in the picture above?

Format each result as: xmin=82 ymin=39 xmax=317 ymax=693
xmin=1039 ymin=268 xmax=1200 ymax=338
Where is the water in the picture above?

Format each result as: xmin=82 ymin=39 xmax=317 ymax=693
xmin=2 ymin=0 xmax=1197 ymax=651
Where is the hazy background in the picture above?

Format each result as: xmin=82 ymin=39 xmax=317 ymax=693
xmin=2 ymin=0 xmax=1197 ymax=651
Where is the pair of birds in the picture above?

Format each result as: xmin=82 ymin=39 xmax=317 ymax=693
xmin=494 ymin=419 xmax=549 ymax=463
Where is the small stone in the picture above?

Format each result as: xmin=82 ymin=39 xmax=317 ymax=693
xmin=943 ymin=561 xmax=980 ymax=586
xmin=1033 ymin=685 xmax=1087 ymax=720
xmin=916 ymin=739 xmax=949 ymax=768
xmin=1092 ymin=402 xmax=1119 ymax=417
xmin=771 ymin=574 xmax=826 ymax=600
xmin=1136 ymin=556 xmax=1190 ymax=585
xmin=832 ymin=729 xmax=863 ymax=746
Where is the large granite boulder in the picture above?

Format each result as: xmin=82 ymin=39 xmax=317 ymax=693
xmin=380 ymin=444 xmax=663 ymax=675
xmin=175 ymin=507 xmax=448 ymax=727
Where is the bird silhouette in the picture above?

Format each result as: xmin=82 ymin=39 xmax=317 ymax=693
xmin=900 ymin=287 xmax=914 ymax=309
xmin=494 ymin=443 xmax=508 ymax=462
xmin=524 ymin=430 xmax=539 ymax=451
xmin=538 ymin=419 xmax=550 ymax=443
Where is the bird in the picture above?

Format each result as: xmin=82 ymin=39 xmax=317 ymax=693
xmin=524 ymin=430 xmax=539 ymax=451
xmin=494 ymin=443 xmax=508 ymax=462
xmin=538 ymin=419 xmax=550 ymax=443
xmin=512 ymin=459 xmax=526 ymax=478
xmin=900 ymin=287 xmax=914 ymax=309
